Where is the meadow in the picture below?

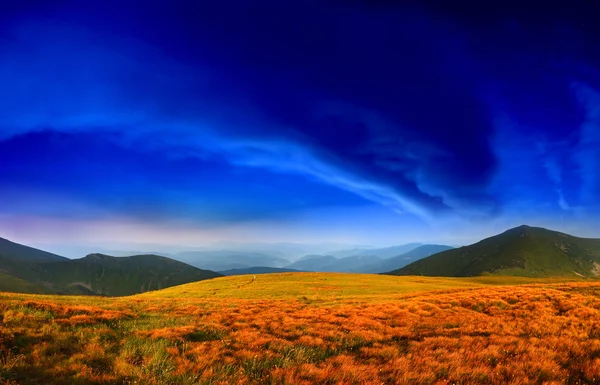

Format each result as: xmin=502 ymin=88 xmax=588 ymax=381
xmin=1 ymin=273 xmax=599 ymax=384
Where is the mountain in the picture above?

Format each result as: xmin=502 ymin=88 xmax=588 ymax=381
xmin=285 ymin=255 xmax=339 ymax=271
xmin=0 ymin=238 xmax=222 ymax=296
xmin=327 ymin=243 xmax=423 ymax=259
xmin=33 ymin=254 xmax=222 ymax=296
xmin=219 ymin=266 xmax=306 ymax=276
xmin=172 ymin=250 xmax=290 ymax=271
xmin=0 ymin=237 xmax=68 ymax=262
xmin=206 ymin=241 xmax=368 ymax=260
xmin=389 ymin=225 xmax=600 ymax=277
xmin=284 ymin=245 xmax=451 ymax=273
xmin=361 ymin=244 xmax=454 ymax=273
xmin=319 ymin=255 xmax=383 ymax=272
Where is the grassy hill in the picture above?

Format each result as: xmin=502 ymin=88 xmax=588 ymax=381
xmin=0 ymin=271 xmax=54 ymax=294
xmin=137 ymin=272 xmax=575 ymax=301
xmin=389 ymin=225 xmax=600 ymax=277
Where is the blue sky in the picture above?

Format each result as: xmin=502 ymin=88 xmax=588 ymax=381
xmin=1 ymin=1 xmax=600 ymax=248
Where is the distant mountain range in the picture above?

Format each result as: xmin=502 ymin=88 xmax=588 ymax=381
xmin=0 ymin=238 xmax=221 ymax=295
xmin=282 ymin=244 xmax=453 ymax=273
xmin=326 ymin=243 xmax=425 ymax=259
xmin=389 ymin=225 xmax=600 ymax=277
xmin=219 ymin=267 xmax=305 ymax=276
xmin=165 ymin=243 xmax=443 ymax=272
xmin=360 ymin=245 xmax=454 ymax=273
xmin=171 ymin=250 xmax=291 ymax=271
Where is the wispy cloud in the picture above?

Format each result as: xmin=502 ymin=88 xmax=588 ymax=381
xmin=0 ymin=19 xmax=492 ymax=223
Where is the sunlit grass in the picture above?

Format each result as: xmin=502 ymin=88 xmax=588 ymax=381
xmin=137 ymin=272 xmax=582 ymax=302
xmin=0 ymin=273 xmax=598 ymax=384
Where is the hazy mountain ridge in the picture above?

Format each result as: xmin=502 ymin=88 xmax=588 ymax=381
xmin=325 ymin=243 xmax=424 ymax=259
xmin=389 ymin=225 xmax=600 ymax=277
xmin=219 ymin=267 xmax=306 ymax=276
xmin=172 ymin=250 xmax=291 ymax=271
xmin=360 ymin=245 xmax=455 ymax=273
xmin=282 ymin=244 xmax=453 ymax=273
xmin=285 ymin=255 xmax=339 ymax=271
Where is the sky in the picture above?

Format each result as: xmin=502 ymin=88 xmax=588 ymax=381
xmin=1 ymin=1 xmax=600 ymax=251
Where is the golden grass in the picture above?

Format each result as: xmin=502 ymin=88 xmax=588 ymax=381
xmin=137 ymin=272 xmax=581 ymax=301
xmin=0 ymin=273 xmax=598 ymax=384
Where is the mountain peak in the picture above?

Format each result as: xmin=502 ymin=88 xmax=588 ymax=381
xmin=390 ymin=226 xmax=600 ymax=277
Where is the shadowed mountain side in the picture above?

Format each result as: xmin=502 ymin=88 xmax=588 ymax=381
xmin=389 ymin=225 xmax=600 ymax=277
xmin=0 ymin=237 xmax=68 ymax=262
xmin=0 ymin=242 xmax=221 ymax=296
xmin=0 ymin=271 xmax=54 ymax=294
xmin=35 ymin=254 xmax=222 ymax=296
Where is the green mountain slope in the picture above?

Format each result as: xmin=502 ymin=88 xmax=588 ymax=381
xmin=0 ymin=271 xmax=53 ymax=294
xmin=388 ymin=225 xmax=600 ymax=277
xmin=0 ymin=237 xmax=68 ymax=262
xmin=32 ymin=254 xmax=223 ymax=296
xmin=0 ymin=239 xmax=222 ymax=296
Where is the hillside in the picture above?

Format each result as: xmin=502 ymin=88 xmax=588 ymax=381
xmin=141 ymin=272 xmax=565 ymax=300
xmin=0 ymin=271 xmax=53 ymax=294
xmin=389 ymin=225 xmax=600 ymax=277
xmin=0 ymin=237 xmax=68 ymax=262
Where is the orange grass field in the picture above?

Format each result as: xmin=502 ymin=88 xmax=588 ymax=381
xmin=1 ymin=273 xmax=600 ymax=384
